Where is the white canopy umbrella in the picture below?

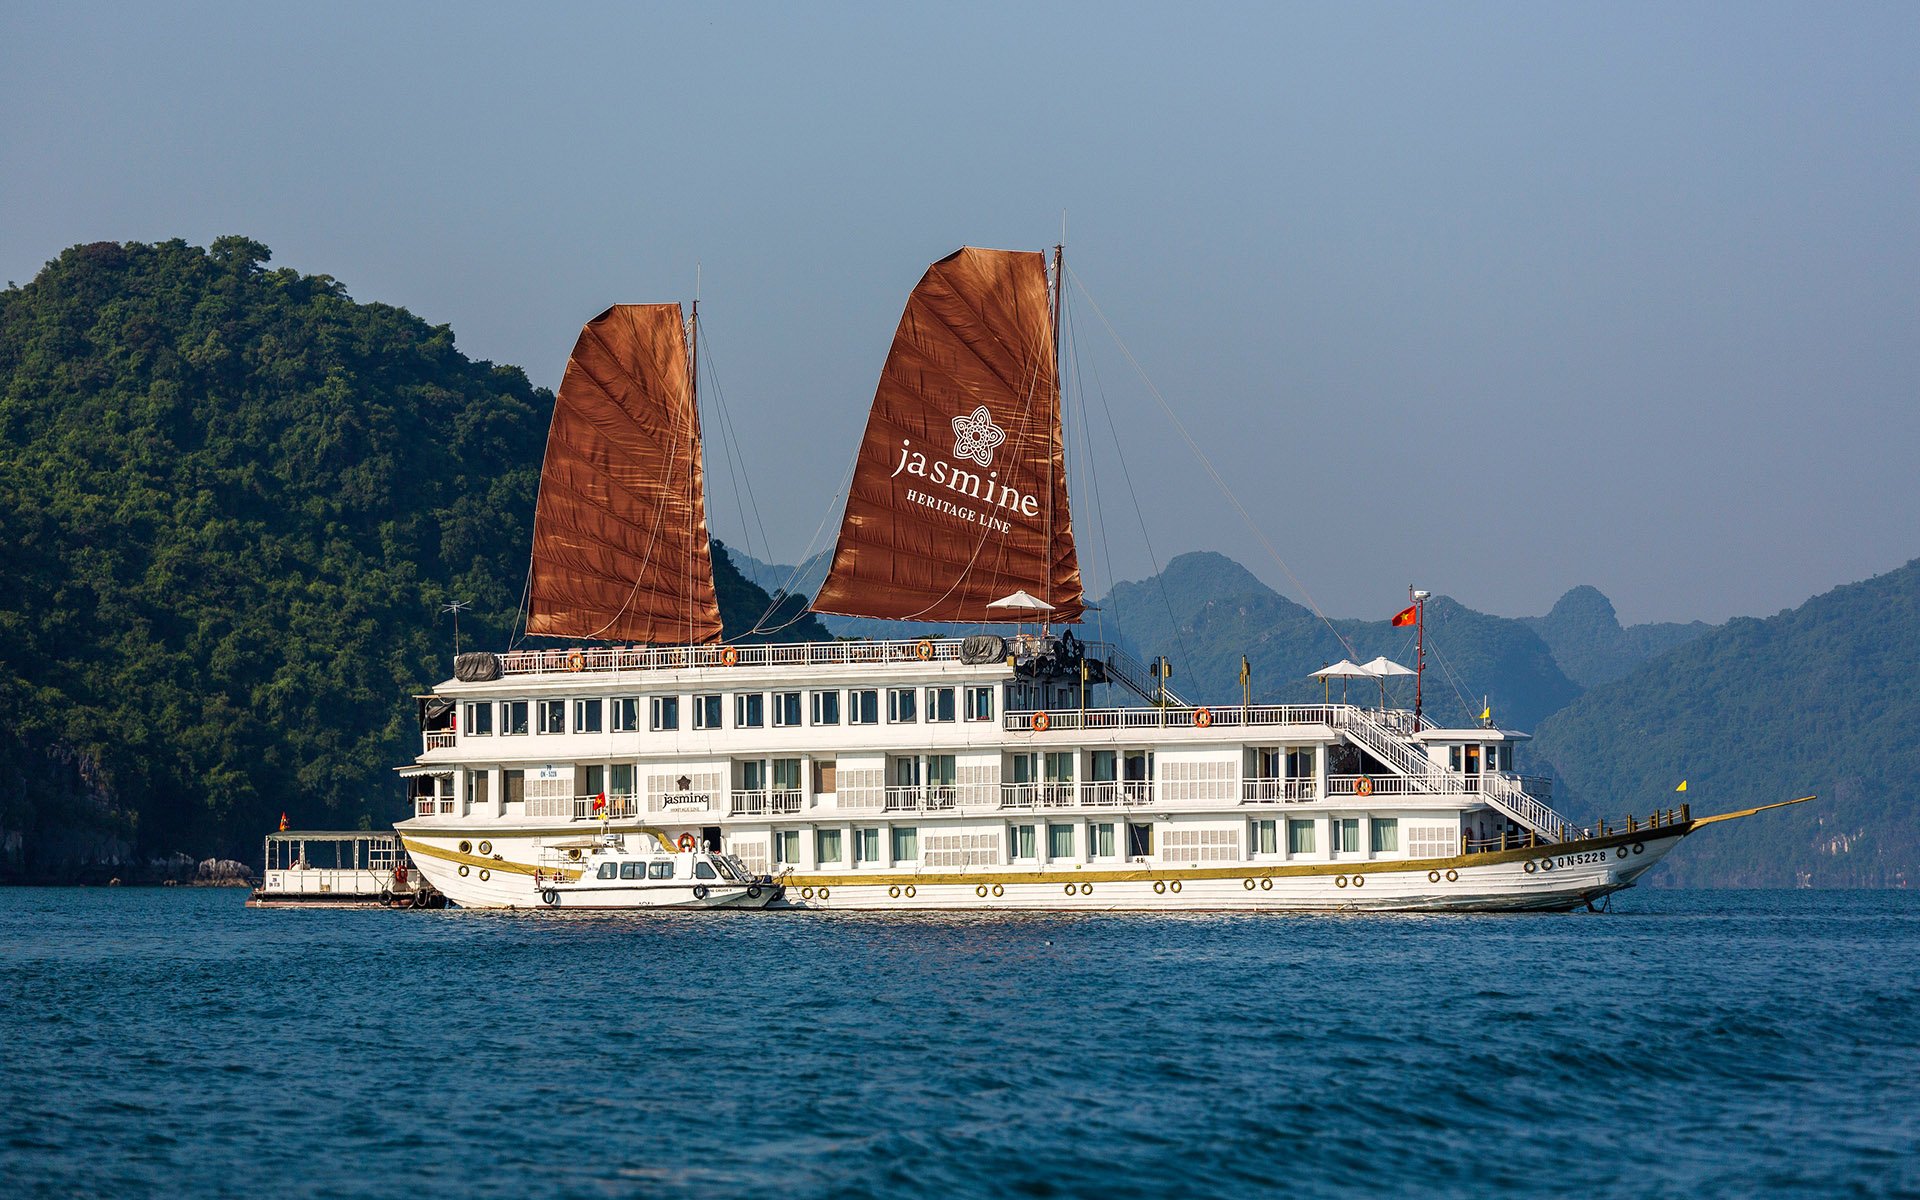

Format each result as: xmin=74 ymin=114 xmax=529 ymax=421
xmin=1309 ymin=658 xmax=1372 ymax=702
xmin=1358 ymin=656 xmax=1415 ymax=708
xmin=986 ymin=590 xmax=1055 ymax=615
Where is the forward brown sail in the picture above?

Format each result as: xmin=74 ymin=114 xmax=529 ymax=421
xmin=526 ymin=303 xmax=723 ymax=644
xmin=811 ymin=247 xmax=1084 ymax=623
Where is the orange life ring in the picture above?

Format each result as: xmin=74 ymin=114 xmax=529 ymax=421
xmin=720 ymin=646 xmax=739 ymax=667
xmin=1354 ymin=776 xmax=1374 ymax=797
xmin=565 ymin=649 xmax=586 ymax=672
xmin=915 ymin=638 xmax=934 ymax=661
xmin=1031 ymin=712 xmax=1050 ymax=732
xmin=676 ymin=833 xmax=698 ymax=852
xmin=1193 ymin=707 xmax=1213 ymax=729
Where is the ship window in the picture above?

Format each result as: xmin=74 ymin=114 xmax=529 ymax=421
xmin=816 ymin=829 xmax=843 ymax=865
xmin=1009 ymin=752 xmax=1038 ymax=785
xmin=1288 ymin=819 xmax=1317 ymax=856
xmin=1498 ymin=744 xmax=1514 ymax=771
xmin=1126 ymin=823 xmax=1153 ymax=858
xmin=891 ymin=826 xmax=917 ymax=863
xmin=849 ymin=690 xmax=879 ymax=725
xmin=503 ymin=701 xmax=529 ymax=736
xmin=772 ymin=758 xmax=802 ymax=792
xmin=610 ymin=765 xmax=634 ymax=802
xmin=574 ymin=698 xmax=602 ymax=734
xmin=1012 ymin=824 xmax=1037 ymax=860
xmin=694 ymin=695 xmax=723 ymax=730
xmin=650 ymin=696 xmax=679 ymax=731
xmin=1089 ymin=750 xmax=1117 ymax=782
xmin=736 ymin=693 xmax=765 ymax=728
xmin=1251 ymin=819 xmax=1278 ymax=855
xmin=773 ymin=692 xmax=802 ymax=727
xmin=1089 ymin=822 xmax=1116 ymax=859
xmin=1449 ymin=746 xmax=1462 ymax=772
xmin=775 ymin=830 xmax=801 ymax=865
xmin=926 ymin=687 xmax=956 ymax=722
xmin=887 ymin=688 xmax=917 ymax=723
xmin=464 ymin=703 xmax=493 ymax=736
xmin=1336 ymin=818 xmax=1360 ymax=855
xmin=597 ymin=863 xmax=617 ymax=880
xmin=1370 ymin=817 xmax=1400 ymax=854
xmin=965 ymin=686 xmax=994 ymax=722
xmin=1044 ymin=752 xmax=1074 ymax=783
xmin=649 ymin=861 xmax=675 ymax=880
xmin=538 ymin=700 xmax=565 ymax=735
xmin=926 ymin=755 xmax=955 ymax=787
xmin=811 ymin=690 xmax=840 ymax=725
xmin=611 ymin=696 xmax=639 ymax=732
xmin=1048 ymin=823 xmax=1074 ymax=859
xmin=854 ymin=828 xmax=880 ymax=864
xmin=739 ymin=759 xmax=768 ymax=791
xmin=694 ymin=861 xmax=718 ymax=880
xmin=620 ymin=862 xmax=643 ymax=880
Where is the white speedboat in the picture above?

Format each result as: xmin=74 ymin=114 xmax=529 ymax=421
xmin=531 ymin=832 xmax=778 ymax=911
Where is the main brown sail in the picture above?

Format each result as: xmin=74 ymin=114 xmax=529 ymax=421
xmin=812 ymin=247 xmax=1083 ymax=623
xmin=526 ymin=304 xmax=723 ymax=644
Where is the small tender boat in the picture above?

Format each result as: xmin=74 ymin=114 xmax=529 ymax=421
xmin=532 ymin=833 xmax=779 ymax=911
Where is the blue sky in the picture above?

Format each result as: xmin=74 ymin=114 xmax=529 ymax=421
xmin=3 ymin=2 xmax=1915 ymax=624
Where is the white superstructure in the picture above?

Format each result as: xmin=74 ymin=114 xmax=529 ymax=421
xmin=396 ymin=635 xmax=1697 ymax=912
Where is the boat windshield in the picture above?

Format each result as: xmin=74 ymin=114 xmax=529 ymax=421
xmin=708 ymin=857 xmax=740 ymax=882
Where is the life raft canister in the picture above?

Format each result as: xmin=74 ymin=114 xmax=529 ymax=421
xmin=677 ymin=832 xmax=698 ymax=852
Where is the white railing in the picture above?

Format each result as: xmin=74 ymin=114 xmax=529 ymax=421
xmin=1481 ymin=772 xmax=1566 ymax=843
xmin=423 ymin=732 xmax=456 ymax=751
xmin=1003 ymin=704 xmax=1342 ymax=733
xmin=496 ymin=637 xmax=969 ymax=677
xmin=730 ymin=789 xmax=804 ymax=816
xmin=572 ymin=794 xmax=640 ymax=820
xmin=1326 ymin=774 xmax=1421 ymax=797
xmin=414 ymin=798 xmax=456 ymax=817
xmin=998 ymin=782 xmax=1092 ymax=809
xmin=1241 ymin=778 xmax=1315 ymax=803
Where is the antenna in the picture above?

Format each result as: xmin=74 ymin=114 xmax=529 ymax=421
xmin=441 ymin=599 xmax=471 ymax=657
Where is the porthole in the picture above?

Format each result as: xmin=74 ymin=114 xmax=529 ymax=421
xmin=567 ymin=848 xmax=581 ymax=861
xmin=458 ymin=865 xmax=470 ymax=877
xmin=991 ymin=884 xmax=1005 ymax=897
xmin=976 ymin=885 xmax=989 ymax=898
xmin=1082 ymin=883 xmax=1093 ymax=895
xmin=1335 ymin=875 xmax=1348 ymax=888
xmin=818 ymin=887 xmax=829 ymax=899
xmin=458 ymin=840 xmax=472 ymax=854
xmin=1428 ymin=870 xmax=1442 ymax=883
xmin=1445 ymin=869 xmax=1459 ymax=882
xmin=800 ymin=886 xmax=815 ymax=900
xmin=1169 ymin=880 xmax=1182 ymax=894
xmin=478 ymin=841 xmax=492 ymax=855
xmin=1065 ymin=882 xmax=1078 ymax=896
xmin=1351 ymin=875 xmax=1364 ymax=888
xmin=1259 ymin=878 xmax=1273 ymax=891
xmin=904 ymin=885 xmax=916 ymax=898
xmin=1153 ymin=881 xmax=1167 ymax=895
xmin=889 ymin=885 xmax=901 ymax=899
xmin=1243 ymin=878 xmax=1256 ymax=891
xmin=478 ymin=869 xmax=491 ymax=882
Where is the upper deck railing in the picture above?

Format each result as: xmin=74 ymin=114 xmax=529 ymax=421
xmin=1002 ymin=704 xmax=1342 ymax=732
xmin=495 ymin=638 xmax=971 ymax=676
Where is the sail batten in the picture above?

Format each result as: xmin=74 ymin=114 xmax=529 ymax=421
xmin=811 ymin=247 xmax=1083 ymax=624
xmin=526 ymin=303 xmax=723 ymax=644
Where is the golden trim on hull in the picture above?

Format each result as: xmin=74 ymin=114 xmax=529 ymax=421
xmin=401 ymin=836 xmax=582 ymax=880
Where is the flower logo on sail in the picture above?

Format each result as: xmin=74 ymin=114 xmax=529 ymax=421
xmin=951 ymin=406 xmax=1007 ymax=468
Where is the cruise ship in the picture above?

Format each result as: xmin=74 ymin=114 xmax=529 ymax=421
xmin=394 ymin=246 xmax=1801 ymax=911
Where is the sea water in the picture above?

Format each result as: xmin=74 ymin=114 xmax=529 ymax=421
xmin=2 ymin=888 xmax=1914 ymax=1198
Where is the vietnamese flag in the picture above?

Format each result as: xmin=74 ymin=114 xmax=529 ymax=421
xmin=1391 ymin=604 xmax=1418 ymax=627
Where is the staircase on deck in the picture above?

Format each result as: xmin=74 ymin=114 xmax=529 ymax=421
xmin=1333 ymin=706 xmax=1570 ymax=843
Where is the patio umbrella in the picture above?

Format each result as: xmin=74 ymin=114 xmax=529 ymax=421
xmin=1357 ymin=656 xmax=1415 ymax=708
xmin=1309 ymin=659 xmax=1372 ymax=703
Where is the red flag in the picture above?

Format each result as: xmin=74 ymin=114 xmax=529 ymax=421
xmin=1391 ymin=604 xmax=1418 ymax=627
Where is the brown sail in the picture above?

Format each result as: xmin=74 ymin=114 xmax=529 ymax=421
xmin=526 ymin=303 xmax=723 ymax=644
xmin=812 ymin=247 xmax=1083 ymax=623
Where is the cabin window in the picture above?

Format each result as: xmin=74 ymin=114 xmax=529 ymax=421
xmin=503 ymin=769 xmax=525 ymax=806
xmin=736 ymin=693 xmax=765 ymax=728
xmin=597 ymin=863 xmax=617 ymax=880
xmin=1044 ymin=752 xmax=1074 ymax=783
xmin=926 ymin=755 xmax=956 ymax=787
xmin=891 ymin=826 xmax=918 ymax=863
xmin=574 ymin=698 xmax=602 ymax=734
xmin=773 ymin=692 xmax=802 ymax=727
xmin=582 ymin=765 xmax=605 ymax=799
xmin=464 ymin=703 xmax=493 ymax=736
xmin=1288 ymin=819 xmax=1316 ymax=856
xmin=538 ymin=700 xmax=565 ymax=735
xmin=694 ymin=695 xmax=723 ymax=730
xmin=849 ymin=690 xmax=879 ymax=725
xmin=775 ymin=830 xmax=801 ymax=865
xmin=1009 ymin=753 xmax=1038 ymax=785
xmin=1251 ymin=819 xmax=1278 ymax=855
xmin=1048 ymin=823 xmax=1074 ymax=859
xmin=1012 ymin=824 xmax=1037 ymax=860
xmin=1449 ymin=746 xmax=1463 ymax=772
xmin=468 ymin=773 xmax=489 ymax=810
xmin=1286 ymin=748 xmax=1315 ymax=779
xmin=890 ymin=756 xmax=921 ymax=787
xmin=816 ymin=829 xmax=844 ymax=865
xmin=649 ymin=862 xmax=675 ymax=880
xmin=965 ymin=686 xmax=994 ymax=722
xmin=926 ymin=687 xmax=956 ymax=722
xmin=694 ymin=861 xmax=718 ymax=880
xmin=854 ymin=828 xmax=881 ymax=864
xmin=1089 ymin=822 xmax=1116 ymax=859
xmin=887 ymin=688 xmax=917 ymax=723
xmin=1370 ymin=818 xmax=1400 ymax=854
xmin=1498 ymin=744 xmax=1514 ymax=771
xmin=1335 ymin=818 xmax=1360 ymax=856
xmin=812 ymin=759 xmax=836 ymax=794
xmin=611 ymin=697 xmax=639 ymax=732
xmin=772 ymin=758 xmax=801 ymax=792
xmin=1127 ymin=823 xmax=1153 ymax=858
xmin=650 ymin=696 xmax=679 ymax=731
xmin=1089 ymin=750 xmax=1117 ymax=782
xmin=610 ymin=764 xmax=634 ymax=800
xmin=502 ymin=701 xmax=529 ymax=736
xmin=811 ymin=690 xmax=840 ymax=725
xmin=620 ymin=862 xmax=643 ymax=880
xmin=739 ymin=759 xmax=768 ymax=791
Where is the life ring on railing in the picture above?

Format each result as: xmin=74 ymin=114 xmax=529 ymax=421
xmin=677 ymin=833 xmax=698 ymax=852
xmin=720 ymin=646 xmax=739 ymax=667
xmin=1354 ymin=776 xmax=1375 ymax=797
xmin=915 ymin=638 xmax=934 ymax=661
xmin=1031 ymin=712 xmax=1050 ymax=732
xmin=1193 ymin=707 xmax=1213 ymax=729
xmin=565 ymin=649 xmax=586 ymax=672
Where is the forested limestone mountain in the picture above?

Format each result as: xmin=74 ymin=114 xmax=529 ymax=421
xmin=1524 ymin=585 xmax=1713 ymax=687
xmin=0 ymin=238 xmax=809 ymax=880
xmin=1528 ymin=559 xmax=1920 ymax=888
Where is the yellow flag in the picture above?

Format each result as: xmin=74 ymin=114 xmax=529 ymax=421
xmin=1480 ymin=705 xmax=1491 ymax=721
xmin=1675 ymin=780 xmax=1688 ymax=792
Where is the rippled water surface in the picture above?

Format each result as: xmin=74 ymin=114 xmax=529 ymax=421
xmin=3 ymin=888 xmax=1916 ymax=1198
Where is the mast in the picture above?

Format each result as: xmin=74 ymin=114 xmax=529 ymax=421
xmin=1412 ymin=586 xmax=1429 ymax=731
xmin=689 ymin=297 xmax=699 ymax=648
xmin=1048 ymin=243 xmax=1064 ymax=632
